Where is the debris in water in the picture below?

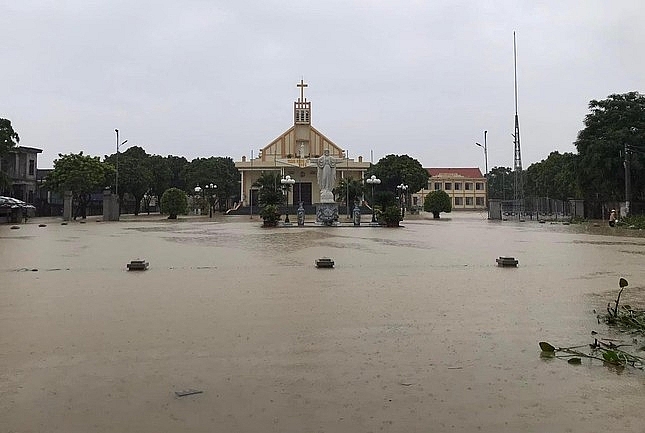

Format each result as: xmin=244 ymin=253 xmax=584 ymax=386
xmin=127 ymin=259 xmax=149 ymax=271
xmin=175 ymin=389 xmax=203 ymax=397
xmin=496 ymin=256 xmax=518 ymax=267
xmin=315 ymin=257 xmax=335 ymax=268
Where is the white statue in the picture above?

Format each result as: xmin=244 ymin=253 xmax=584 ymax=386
xmin=316 ymin=149 xmax=337 ymax=202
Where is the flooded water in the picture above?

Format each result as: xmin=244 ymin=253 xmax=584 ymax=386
xmin=2 ymin=212 xmax=645 ymax=433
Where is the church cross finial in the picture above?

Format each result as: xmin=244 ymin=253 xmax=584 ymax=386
xmin=297 ymin=79 xmax=308 ymax=101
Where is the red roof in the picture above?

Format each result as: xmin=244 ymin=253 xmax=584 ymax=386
xmin=426 ymin=168 xmax=484 ymax=178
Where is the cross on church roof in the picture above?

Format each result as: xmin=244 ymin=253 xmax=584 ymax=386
xmin=297 ymin=79 xmax=308 ymax=101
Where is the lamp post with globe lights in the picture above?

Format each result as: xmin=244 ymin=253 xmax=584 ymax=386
xmin=397 ymin=183 xmax=408 ymax=219
xmin=366 ymin=175 xmax=381 ymax=223
xmin=204 ymin=183 xmax=217 ymax=217
xmin=194 ymin=185 xmax=202 ymax=215
xmin=281 ymin=175 xmax=295 ymax=223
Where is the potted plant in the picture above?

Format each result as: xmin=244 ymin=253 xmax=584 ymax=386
xmin=379 ymin=205 xmax=402 ymax=227
xmin=259 ymin=204 xmax=281 ymax=227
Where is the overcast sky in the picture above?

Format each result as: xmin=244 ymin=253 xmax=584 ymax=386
xmin=2 ymin=1 xmax=643 ymax=172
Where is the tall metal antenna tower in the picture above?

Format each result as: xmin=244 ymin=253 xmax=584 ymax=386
xmin=512 ymin=32 xmax=524 ymax=214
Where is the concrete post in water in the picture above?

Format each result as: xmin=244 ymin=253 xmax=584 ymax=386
xmin=103 ymin=189 xmax=120 ymax=221
xmin=63 ymin=191 xmax=73 ymax=221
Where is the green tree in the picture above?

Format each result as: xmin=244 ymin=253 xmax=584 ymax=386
xmin=252 ymin=171 xmax=284 ymax=207
xmin=368 ymin=154 xmax=429 ymax=194
xmin=182 ymin=156 xmax=240 ymax=210
xmin=333 ymin=177 xmax=364 ymax=206
xmin=424 ymin=190 xmax=452 ymax=219
xmin=0 ymin=119 xmax=20 ymax=192
xmin=0 ymin=118 xmax=19 ymax=156
xmin=45 ymin=152 xmax=109 ymax=219
xmin=524 ymin=152 xmax=581 ymax=200
xmin=105 ymin=146 xmax=153 ymax=215
xmin=487 ymin=166 xmax=514 ymax=200
xmin=147 ymin=155 xmax=173 ymax=213
xmin=368 ymin=154 xmax=429 ymax=210
xmin=167 ymin=155 xmax=188 ymax=190
xmin=160 ymin=187 xmax=188 ymax=219
xmin=575 ymin=92 xmax=645 ymax=205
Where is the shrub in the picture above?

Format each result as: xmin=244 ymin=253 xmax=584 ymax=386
xmin=379 ymin=205 xmax=402 ymax=227
xmin=424 ymin=190 xmax=452 ymax=219
xmin=259 ymin=204 xmax=281 ymax=227
xmin=160 ymin=188 xmax=188 ymax=219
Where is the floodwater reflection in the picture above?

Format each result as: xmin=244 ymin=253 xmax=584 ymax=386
xmin=2 ymin=212 xmax=645 ymax=433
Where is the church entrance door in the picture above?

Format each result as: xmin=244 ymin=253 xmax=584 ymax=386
xmin=293 ymin=182 xmax=312 ymax=206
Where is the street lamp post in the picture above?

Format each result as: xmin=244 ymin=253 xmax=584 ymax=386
xmin=204 ymin=183 xmax=217 ymax=217
xmin=281 ymin=175 xmax=295 ymax=223
xmin=194 ymin=185 xmax=202 ymax=215
xmin=114 ymin=129 xmax=128 ymax=197
xmin=476 ymin=130 xmax=489 ymax=217
xmin=366 ymin=175 xmax=381 ymax=223
xmin=397 ymin=183 xmax=408 ymax=219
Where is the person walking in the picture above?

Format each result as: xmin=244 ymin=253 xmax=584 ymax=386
xmin=609 ymin=209 xmax=617 ymax=227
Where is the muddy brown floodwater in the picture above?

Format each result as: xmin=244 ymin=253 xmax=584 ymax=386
xmin=2 ymin=212 xmax=645 ymax=433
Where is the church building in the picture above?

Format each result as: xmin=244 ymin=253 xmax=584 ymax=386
xmin=235 ymin=81 xmax=371 ymax=208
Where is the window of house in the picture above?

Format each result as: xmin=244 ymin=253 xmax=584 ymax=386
xmin=454 ymin=182 xmax=461 ymax=190
xmin=434 ymin=182 xmax=441 ymax=190
xmin=476 ymin=197 xmax=484 ymax=206
xmin=454 ymin=197 xmax=462 ymax=205
xmin=29 ymin=160 xmax=35 ymax=176
xmin=444 ymin=182 xmax=452 ymax=190
xmin=465 ymin=197 xmax=473 ymax=206
xmin=413 ymin=197 xmax=418 ymax=206
xmin=475 ymin=182 xmax=484 ymax=190
xmin=465 ymin=182 xmax=472 ymax=190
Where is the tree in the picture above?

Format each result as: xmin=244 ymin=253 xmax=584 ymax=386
xmin=368 ymin=154 xmax=429 ymax=195
xmin=182 ymin=156 xmax=240 ymax=210
xmin=160 ymin=187 xmax=188 ymax=219
xmin=487 ymin=166 xmax=514 ymax=200
xmin=333 ymin=177 xmax=364 ymax=206
xmin=104 ymin=146 xmax=153 ymax=215
xmin=252 ymin=171 xmax=284 ymax=207
xmin=575 ymin=92 xmax=645 ymax=206
xmin=424 ymin=190 xmax=452 ymax=219
xmin=167 ymin=155 xmax=188 ymax=190
xmin=0 ymin=118 xmax=19 ymax=157
xmin=45 ymin=152 xmax=109 ymax=219
xmin=147 ymin=155 xmax=173 ymax=212
xmin=524 ymin=152 xmax=581 ymax=200
xmin=0 ymin=119 xmax=20 ymax=192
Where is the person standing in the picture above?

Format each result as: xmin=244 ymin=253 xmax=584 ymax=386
xmin=609 ymin=209 xmax=617 ymax=227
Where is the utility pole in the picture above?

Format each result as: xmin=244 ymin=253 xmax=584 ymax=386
xmin=624 ymin=143 xmax=631 ymax=217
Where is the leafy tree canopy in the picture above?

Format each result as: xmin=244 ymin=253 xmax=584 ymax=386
xmin=0 ymin=118 xmax=19 ymax=157
xmin=424 ymin=190 xmax=452 ymax=218
xmin=104 ymin=146 xmax=153 ymax=214
xmin=45 ymin=152 xmax=108 ymax=197
xmin=524 ymin=151 xmax=581 ymax=200
xmin=252 ymin=171 xmax=285 ymax=207
xmin=182 ymin=156 xmax=240 ymax=209
xmin=575 ymin=92 xmax=645 ymax=202
xmin=368 ymin=154 xmax=429 ymax=194
xmin=333 ymin=177 xmax=364 ymax=205
xmin=487 ymin=166 xmax=514 ymax=200
xmin=161 ymin=187 xmax=188 ymax=219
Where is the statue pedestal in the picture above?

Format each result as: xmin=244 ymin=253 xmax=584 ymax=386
xmin=316 ymin=203 xmax=339 ymax=226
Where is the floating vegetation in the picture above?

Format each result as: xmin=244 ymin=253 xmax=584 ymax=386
xmin=539 ymin=339 xmax=645 ymax=370
xmin=598 ymin=278 xmax=645 ymax=335
xmin=540 ymin=278 xmax=645 ymax=370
